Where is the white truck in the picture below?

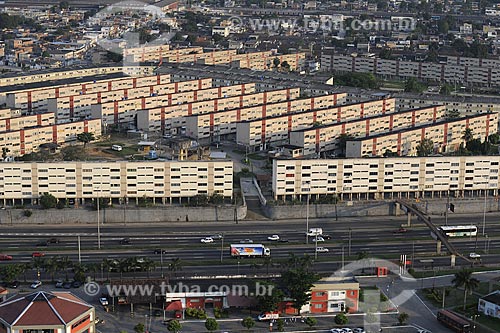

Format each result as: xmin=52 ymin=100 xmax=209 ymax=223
xmin=306 ymin=228 xmax=323 ymax=236
xmin=230 ymin=244 xmax=270 ymax=257
xmin=258 ymin=312 xmax=280 ymax=321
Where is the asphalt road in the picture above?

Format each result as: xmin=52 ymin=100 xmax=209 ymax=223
xmin=0 ymin=214 xmax=498 ymax=277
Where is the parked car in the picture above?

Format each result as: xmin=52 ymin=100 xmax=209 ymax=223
xmin=31 ymin=280 xmax=42 ymax=289
xmin=99 ymin=297 xmax=109 ymax=306
xmin=0 ymin=254 xmax=12 ymax=260
xmin=174 ymin=310 xmax=182 ymax=318
xmin=267 ymin=235 xmax=280 ymax=241
xmin=119 ymin=238 xmax=130 ymax=245
xmin=353 ymin=328 xmax=366 ymax=333
xmin=9 ymin=281 xmax=19 ymax=289
xmin=63 ymin=281 xmax=72 ymax=289
xmin=72 ymin=281 xmax=81 ymax=288
xmin=154 ymin=249 xmax=167 ymax=254
xmin=316 ymin=247 xmax=329 ymax=253
xmin=330 ymin=329 xmax=342 ymax=333
xmin=153 ymin=309 xmax=163 ymax=317
xmin=94 ymin=317 xmax=105 ymax=324
xmin=32 ymin=252 xmax=45 ymax=258
xmin=341 ymin=329 xmax=353 ymax=333
xmin=55 ymin=279 xmax=64 ymax=288
xmin=201 ymin=237 xmax=214 ymax=243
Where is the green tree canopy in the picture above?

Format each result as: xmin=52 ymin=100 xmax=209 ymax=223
xmin=40 ymin=193 xmax=57 ymax=209
xmin=416 ymin=138 xmax=434 ymax=156
xmin=451 ymin=268 xmax=479 ymax=310
xmin=241 ymin=316 xmax=255 ymax=330
xmin=76 ymin=132 xmax=96 ymax=148
xmin=167 ymin=319 xmax=182 ymax=333
xmin=205 ymin=318 xmax=219 ymax=332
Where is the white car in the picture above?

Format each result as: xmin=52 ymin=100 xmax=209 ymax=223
xmin=353 ymin=328 xmax=366 ymax=333
xmin=330 ymin=329 xmax=342 ymax=333
xmin=312 ymin=236 xmax=325 ymax=242
xmin=267 ymin=235 xmax=280 ymax=241
xmin=316 ymin=247 xmax=329 ymax=253
xmin=341 ymin=329 xmax=353 ymax=333
xmin=99 ymin=297 xmax=109 ymax=306
xmin=30 ymin=280 xmax=42 ymax=289
xmin=201 ymin=237 xmax=214 ymax=243
xmin=469 ymin=252 xmax=481 ymax=259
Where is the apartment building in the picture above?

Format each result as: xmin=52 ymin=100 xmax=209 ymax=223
xmin=46 ymin=78 xmax=215 ymax=120
xmin=93 ymin=83 xmax=256 ymax=126
xmin=123 ymin=44 xmax=171 ymax=57
xmin=321 ymin=54 xmax=500 ymax=87
xmin=165 ymin=50 xmax=238 ymax=65
xmin=0 ymin=65 xmax=154 ymax=87
xmin=272 ymin=156 xmax=500 ymax=200
xmin=289 ymin=105 xmax=446 ymax=156
xmin=345 ymin=113 xmax=497 ymax=157
xmin=0 ymin=119 xmax=101 ymax=156
xmin=187 ymin=92 xmax=344 ymax=141
xmin=135 ymin=88 xmax=297 ymax=133
xmin=0 ymin=108 xmax=21 ymax=120
xmin=125 ymin=46 xmax=204 ymax=63
xmin=6 ymin=74 xmax=172 ymax=112
xmin=0 ymin=113 xmax=55 ymax=132
xmin=237 ymin=98 xmax=397 ymax=149
xmin=0 ymin=160 xmax=233 ymax=205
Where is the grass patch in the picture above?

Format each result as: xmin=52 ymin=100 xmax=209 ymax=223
xmin=232 ymin=149 xmax=246 ymax=155
xmin=247 ymin=153 xmax=267 ymax=160
xmin=411 ymin=266 xmax=500 ymax=279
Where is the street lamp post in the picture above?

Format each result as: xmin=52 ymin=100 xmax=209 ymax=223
xmin=348 ymin=228 xmax=352 ymax=257
xmin=160 ymin=250 xmax=164 ymax=278
xmin=482 ymin=186 xmax=487 ymax=236
xmin=220 ymin=234 xmax=224 ymax=263
xmin=306 ymin=193 xmax=310 ymax=244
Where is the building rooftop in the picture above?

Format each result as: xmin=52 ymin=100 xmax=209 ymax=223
xmin=0 ymin=291 xmax=92 ymax=326
xmin=482 ymin=290 xmax=500 ymax=305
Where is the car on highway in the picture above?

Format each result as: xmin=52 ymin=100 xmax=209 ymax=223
xmin=55 ymin=279 xmax=64 ymax=288
xmin=316 ymin=247 xmax=329 ymax=253
xmin=469 ymin=252 xmax=481 ymax=259
xmin=99 ymin=297 xmax=109 ymax=306
xmin=279 ymin=238 xmax=289 ymax=243
xmin=154 ymin=249 xmax=167 ymax=254
xmin=267 ymin=234 xmax=280 ymax=241
xmin=36 ymin=241 xmax=48 ymax=246
xmin=312 ymin=236 xmax=325 ymax=242
xmin=240 ymin=239 xmax=254 ymax=243
xmin=32 ymin=252 xmax=45 ymax=258
xmin=201 ymin=237 xmax=214 ymax=243
xmin=0 ymin=254 xmax=12 ymax=260
xmin=210 ymin=234 xmax=223 ymax=239
xmin=31 ymin=280 xmax=42 ymax=289
xmin=119 ymin=238 xmax=130 ymax=245
xmin=47 ymin=238 xmax=60 ymax=244
xmin=322 ymin=234 xmax=332 ymax=240
xmin=393 ymin=227 xmax=408 ymax=233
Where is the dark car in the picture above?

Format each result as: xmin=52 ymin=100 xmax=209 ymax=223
xmin=9 ymin=281 xmax=19 ymax=289
xmin=393 ymin=227 xmax=408 ymax=233
xmin=55 ymin=279 xmax=64 ymax=288
xmin=63 ymin=281 xmax=72 ymax=289
xmin=119 ymin=238 xmax=130 ymax=245
xmin=36 ymin=241 xmax=48 ymax=247
xmin=279 ymin=238 xmax=289 ymax=243
xmin=72 ymin=281 xmax=81 ymax=288
xmin=47 ymin=238 xmax=60 ymax=244
xmin=154 ymin=249 xmax=167 ymax=254
xmin=153 ymin=309 xmax=163 ymax=317
xmin=322 ymin=234 xmax=332 ymax=240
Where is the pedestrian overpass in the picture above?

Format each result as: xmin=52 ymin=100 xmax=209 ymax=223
xmin=394 ymin=199 xmax=472 ymax=266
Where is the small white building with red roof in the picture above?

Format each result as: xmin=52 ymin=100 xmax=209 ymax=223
xmin=0 ymin=291 xmax=95 ymax=333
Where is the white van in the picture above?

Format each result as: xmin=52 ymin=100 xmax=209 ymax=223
xmin=306 ymin=228 xmax=323 ymax=236
xmin=111 ymin=145 xmax=123 ymax=151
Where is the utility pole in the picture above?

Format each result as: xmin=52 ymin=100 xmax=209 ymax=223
xmin=78 ymin=235 xmax=81 ymax=264
xmin=482 ymin=187 xmax=487 ymax=236
xmin=306 ymin=193 xmax=310 ymax=244
xmin=160 ymin=250 xmax=164 ymax=278
xmin=220 ymin=234 xmax=224 ymax=263
xmin=445 ymin=195 xmax=449 ymax=226
xmin=348 ymin=228 xmax=352 ymax=257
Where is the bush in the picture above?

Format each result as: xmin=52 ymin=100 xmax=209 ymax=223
xmin=40 ymin=193 xmax=57 ymax=209
xmin=23 ymin=210 xmax=32 ymax=217
xmin=56 ymin=200 xmax=65 ymax=209
xmin=334 ymin=313 xmax=348 ymax=325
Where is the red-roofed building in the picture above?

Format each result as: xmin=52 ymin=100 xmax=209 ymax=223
xmin=0 ymin=291 xmax=95 ymax=333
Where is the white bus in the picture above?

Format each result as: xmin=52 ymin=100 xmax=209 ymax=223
xmin=438 ymin=225 xmax=477 ymax=237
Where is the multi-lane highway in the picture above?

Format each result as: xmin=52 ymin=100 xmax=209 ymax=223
xmin=0 ymin=214 xmax=498 ymax=277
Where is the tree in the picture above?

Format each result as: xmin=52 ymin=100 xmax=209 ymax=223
xmin=40 ymin=193 xmax=57 ymax=209
xmin=488 ymin=133 xmax=500 ymax=144
xmin=337 ymin=133 xmax=355 ymax=157
xmin=334 ymin=72 xmax=380 ymax=89
xmin=167 ymin=319 xmax=182 ymax=333
xmin=404 ymin=77 xmax=426 ymax=93
xmin=398 ymin=312 xmax=409 ymax=325
xmin=334 ymin=313 xmax=348 ymax=325
xmin=379 ymin=48 xmax=393 ymax=60
xmin=273 ymin=57 xmax=280 ymax=68
xmin=241 ymin=317 xmax=255 ymax=331
xmin=205 ymin=318 xmax=219 ymax=332
xmin=2 ymin=147 xmax=10 ymax=159
xmin=462 ymin=128 xmax=474 ymax=143
xmin=281 ymin=267 xmax=320 ymax=314
xmin=276 ymin=318 xmax=285 ymax=331
xmin=76 ymin=132 xmax=95 ymax=148
xmin=452 ymin=268 xmax=480 ymax=310
xmin=256 ymin=282 xmax=284 ymax=313
xmin=416 ymin=138 xmax=434 ymax=157
xmin=305 ymin=316 xmax=317 ymax=327
xmin=281 ymin=61 xmax=290 ymax=71
xmin=61 ymin=146 xmax=87 ymax=161
xmin=169 ymin=258 xmax=183 ymax=277
xmin=439 ymin=84 xmax=453 ymax=95
xmin=445 ymin=109 xmax=461 ymax=120
xmin=209 ymin=193 xmax=224 ymax=205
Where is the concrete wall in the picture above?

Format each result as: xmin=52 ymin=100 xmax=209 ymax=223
xmin=0 ymin=205 xmax=247 ymax=225
xmin=263 ymin=198 xmax=500 ymax=220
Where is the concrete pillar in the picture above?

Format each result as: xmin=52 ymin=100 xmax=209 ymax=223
xmin=407 ymin=212 xmax=411 ymax=226
xmin=395 ymin=202 xmax=401 ymax=216
xmin=436 ymin=240 xmax=442 ymax=255
xmin=450 ymin=254 xmax=456 ymax=267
